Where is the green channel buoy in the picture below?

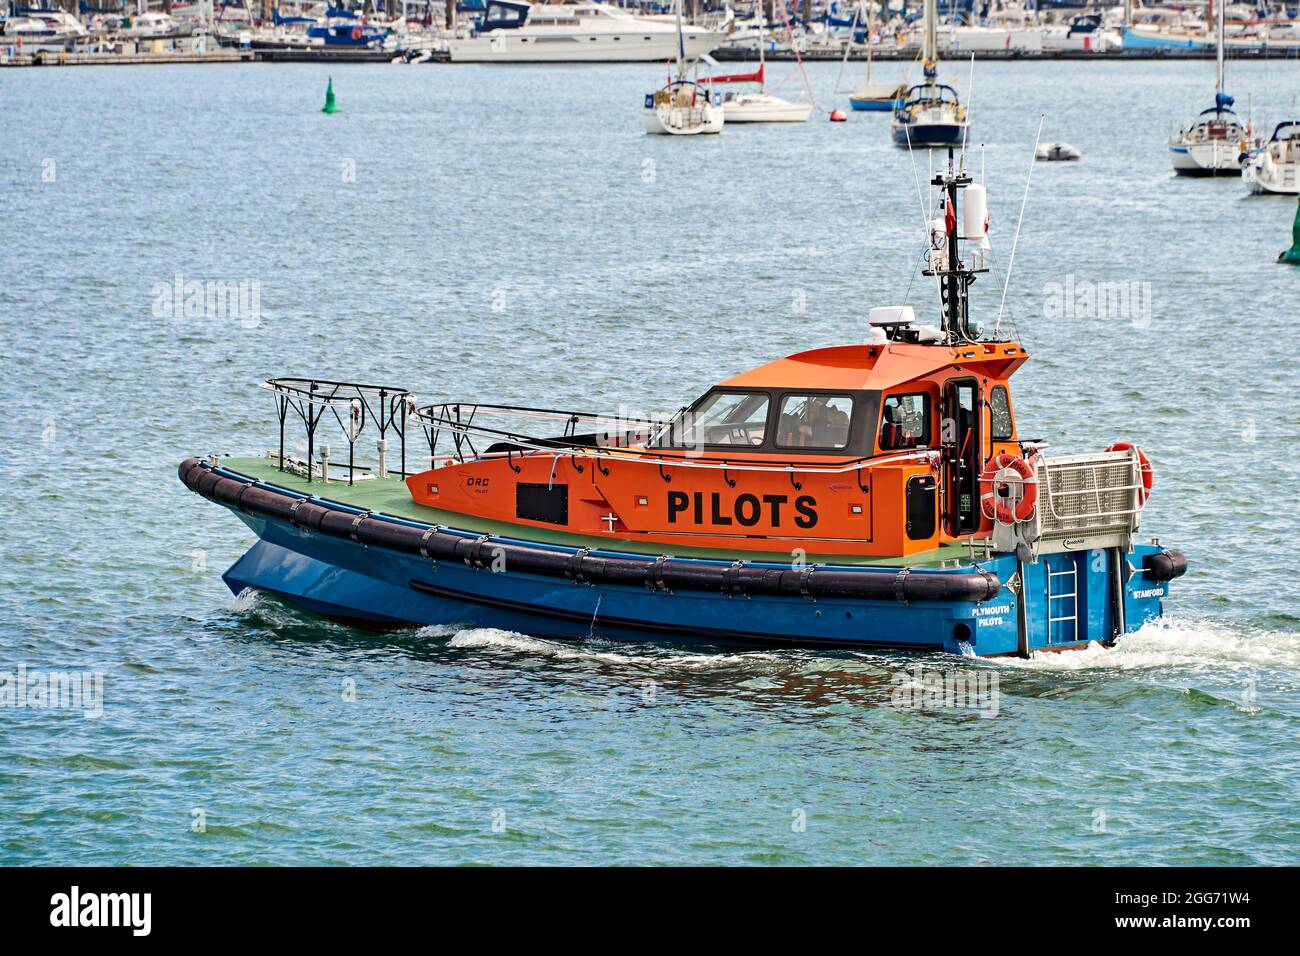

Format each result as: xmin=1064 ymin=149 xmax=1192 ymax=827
xmin=321 ymin=77 xmax=340 ymax=114
xmin=1281 ymin=198 xmax=1300 ymax=265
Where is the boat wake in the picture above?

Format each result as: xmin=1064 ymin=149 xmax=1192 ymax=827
xmin=231 ymin=588 xmax=1299 ymax=685
xmin=997 ymin=616 xmax=1300 ymax=674
xmin=443 ymin=627 xmax=784 ymax=673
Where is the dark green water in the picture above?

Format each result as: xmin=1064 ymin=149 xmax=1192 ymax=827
xmin=1 ymin=59 xmax=1297 ymax=865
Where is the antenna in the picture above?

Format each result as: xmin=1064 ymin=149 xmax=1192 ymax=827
xmin=923 ymin=147 xmax=987 ymax=341
xmin=904 ymin=127 xmax=945 ymax=307
xmin=995 ymin=114 xmax=1046 ymax=338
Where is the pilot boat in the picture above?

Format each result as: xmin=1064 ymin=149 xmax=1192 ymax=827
xmin=180 ymin=154 xmax=1185 ymax=657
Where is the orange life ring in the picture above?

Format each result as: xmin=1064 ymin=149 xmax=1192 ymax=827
xmin=351 ymin=26 xmax=363 ymax=40
xmin=1106 ymin=441 xmax=1153 ymax=506
xmin=979 ymin=453 xmax=1037 ymax=524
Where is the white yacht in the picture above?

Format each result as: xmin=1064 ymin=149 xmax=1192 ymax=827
xmin=1 ymin=10 xmax=88 ymax=46
xmin=1040 ymin=13 xmax=1122 ymax=53
xmin=447 ymin=0 xmax=729 ymax=63
xmin=1243 ymin=122 xmax=1300 ymax=195
xmin=119 ymin=11 xmax=178 ymax=39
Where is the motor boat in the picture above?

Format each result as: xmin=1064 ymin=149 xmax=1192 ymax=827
xmin=1036 ymin=141 xmax=1081 ymax=162
xmin=447 ymin=0 xmax=728 ymax=63
xmin=179 ymin=152 xmax=1187 ymax=658
xmin=1243 ymin=121 xmax=1300 ymax=195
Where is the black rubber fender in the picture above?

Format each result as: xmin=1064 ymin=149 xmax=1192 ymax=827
xmin=1143 ymin=549 xmax=1188 ymax=583
xmin=178 ymin=458 xmax=1001 ymax=605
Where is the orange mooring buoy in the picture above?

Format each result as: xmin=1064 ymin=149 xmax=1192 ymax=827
xmin=829 ymin=109 xmax=848 ymax=123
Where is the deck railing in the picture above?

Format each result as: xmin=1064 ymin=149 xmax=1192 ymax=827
xmin=410 ymin=401 xmax=939 ymax=486
xmin=261 ymin=378 xmax=416 ymax=485
xmin=1032 ymin=449 xmax=1146 ymax=553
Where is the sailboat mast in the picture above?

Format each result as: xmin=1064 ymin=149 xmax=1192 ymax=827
xmin=866 ymin=2 xmax=873 ymax=84
xmin=758 ymin=12 xmax=766 ymax=92
xmin=924 ymin=0 xmax=937 ymax=73
xmin=676 ymin=0 xmax=686 ymax=79
xmin=1215 ymin=0 xmax=1224 ymax=97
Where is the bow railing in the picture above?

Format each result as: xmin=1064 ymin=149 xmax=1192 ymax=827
xmin=410 ymin=401 xmax=941 ymax=482
xmin=261 ymin=378 xmax=416 ymax=485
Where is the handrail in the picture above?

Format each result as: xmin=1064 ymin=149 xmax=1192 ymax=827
xmin=262 ymin=378 xmax=416 ymax=485
xmin=1037 ymin=452 xmax=1143 ymax=528
xmin=411 ymin=401 xmax=940 ymax=477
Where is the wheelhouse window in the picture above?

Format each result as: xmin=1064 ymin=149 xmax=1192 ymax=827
xmin=657 ymin=391 xmax=770 ymax=448
xmin=989 ymin=386 xmax=1014 ymax=441
xmin=775 ymin=394 xmax=853 ymax=450
xmin=879 ymin=393 xmax=929 ymax=450
xmin=483 ymin=1 xmax=527 ymax=27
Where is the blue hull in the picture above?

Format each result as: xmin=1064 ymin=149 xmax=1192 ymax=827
xmin=201 ymin=469 xmax=1174 ymax=658
xmin=892 ymin=123 xmax=967 ymax=147
xmin=850 ymin=98 xmax=903 ymax=112
xmin=1121 ymin=27 xmax=1208 ymax=50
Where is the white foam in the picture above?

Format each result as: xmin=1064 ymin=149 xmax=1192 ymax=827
xmin=229 ymin=588 xmax=261 ymax=612
xmin=446 ymin=627 xmax=781 ymax=672
xmin=996 ymin=617 xmax=1300 ymax=674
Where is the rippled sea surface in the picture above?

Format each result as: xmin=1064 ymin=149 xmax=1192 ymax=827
xmin=1 ymin=58 xmax=1298 ymax=865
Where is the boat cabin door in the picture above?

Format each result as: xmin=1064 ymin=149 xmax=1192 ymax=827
xmin=942 ymin=378 xmax=981 ymax=536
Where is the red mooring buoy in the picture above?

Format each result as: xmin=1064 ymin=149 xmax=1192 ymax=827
xmin=829 ymin=109 xmax=848 ymax=122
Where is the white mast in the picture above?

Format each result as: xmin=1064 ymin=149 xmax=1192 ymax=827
xmin=866 ymin=2 xmax=873 ymax=84
xmin=924 ymin=0 xmax=937 ymax=74
xmin=1215 ymin=0 xmax=1225 ymax=99
xmin=920 ymin=0 xmax=941 ymax=79
xmin=675 ymin=0 xmax=686 ymax=80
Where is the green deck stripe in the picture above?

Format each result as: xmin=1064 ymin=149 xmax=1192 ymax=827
xmin=217 ymin=457 xmax=976 ymax=569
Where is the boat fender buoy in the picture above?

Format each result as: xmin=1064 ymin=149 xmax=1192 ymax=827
xmin=352 ymin=26 xmax=362 ymax=40
xmin=1105 ymin=441 xmax=1153 ymax=506
xmin=1142 ymin=549 xmax=1187 ymax=583
xmin=829 ymin=109 xmax=847 ymax=122
xmin=177 ymin=459 xmax=1005 ymax=604
xmin=979 ymin=453 xmax=1037 ymax=524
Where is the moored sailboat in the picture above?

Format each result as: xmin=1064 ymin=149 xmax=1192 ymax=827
xmin=711 ymin=25 xmax=812 ymax=124
xmin=890 ymin=0 xmax=968 ymax=147
xmin=846 ymin=5 xmax=907 ymax=112
xmin=1168 ymin=0 xmax=1248 ymax=176
xmin=643 ymin=0 xmax=723 ymax=135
